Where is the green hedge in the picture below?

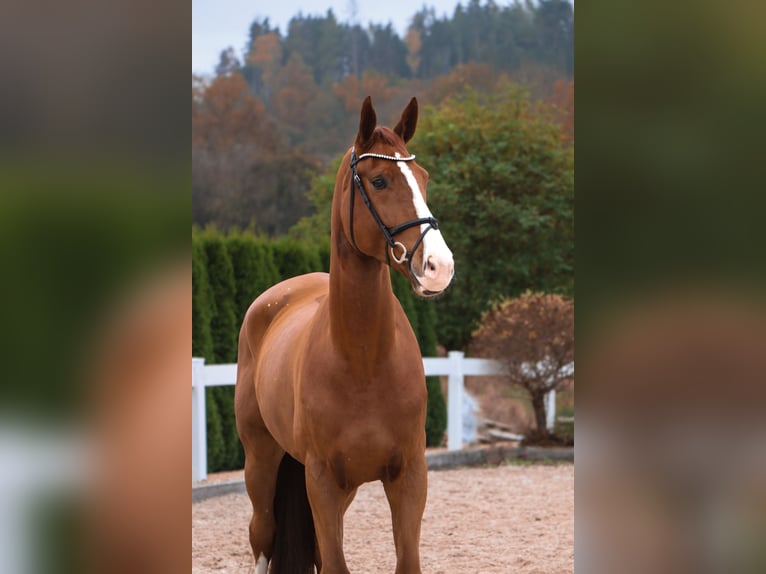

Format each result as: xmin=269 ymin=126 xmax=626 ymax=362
xmin=225 ymin=233 xmax=280 ymax=324
xmin=193 ymin=228 xmax=447 ymax=471
xmin=272 ymin=237 xmax=324 ymax=279
xmin=415 ymin=298 xmax=447 ymax=447
xmin=192 ymin=239 xmax=213 ymax=360
xmin=391 ymin=271 xmax=446 ymax=446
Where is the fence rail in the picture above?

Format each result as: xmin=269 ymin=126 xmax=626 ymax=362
xmin=192 ymin=352 xmax=566 ymax=482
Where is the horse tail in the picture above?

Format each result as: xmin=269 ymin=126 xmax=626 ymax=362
xmin=270 ymin=453 xmax=316 ymax=574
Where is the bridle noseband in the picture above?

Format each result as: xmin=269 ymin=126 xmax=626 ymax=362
xmin=348 ymin=148 xmax=439 ymax=275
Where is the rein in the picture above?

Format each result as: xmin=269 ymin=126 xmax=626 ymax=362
xmin=348 ymin=148 xmax=439 ymax=274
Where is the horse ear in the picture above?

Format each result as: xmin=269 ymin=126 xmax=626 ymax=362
xmin=356 ymin=96 xmax=377 ymax=149
xmin=394 ymin=97 xmax=418 ymax=144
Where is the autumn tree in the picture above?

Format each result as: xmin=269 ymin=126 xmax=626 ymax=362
xmin=405 ymin=27 xmax=422 ymax=76
xmin=192 ymin=73 xmax=317 ymax=234
xmin=192 ymin=73 xmax=273 ymax=154
xmin=550 ymin=78 xmax=574 ymax=144
xmin=246 ymin=32 xmax=283 ymax=102
xmin=288 ymin=154 xmax=342 ymax=242
xmin=471 ymin=292 xmax=574 ymax=433
xmin=192 ymin=73 xmax=271 ymax=227
xmin=333 ymin=73 xmax=398 ymax=113
xmin=421 ymin=62 xmax=507 ymax=106
xmin=331 ymin=72 xmax=402 ymax=144
xmin=272 ymin=52 xmax=318 ymax=144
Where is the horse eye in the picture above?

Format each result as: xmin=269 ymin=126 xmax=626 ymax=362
xmin=371 ymin=176 xmax=387 ymax=190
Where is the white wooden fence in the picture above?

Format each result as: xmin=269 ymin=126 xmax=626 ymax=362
xmin=192 ymin=352 xmax=568 ymax=482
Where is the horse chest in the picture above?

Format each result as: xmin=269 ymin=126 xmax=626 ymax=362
xmin=301 ymin=356 xmax=426 ymax=417
xmin=296 ymin=362 xmax=427 ymax=474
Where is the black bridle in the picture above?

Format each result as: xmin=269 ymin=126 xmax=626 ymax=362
xmin=348 ymin=148 xmax=439 ymax=275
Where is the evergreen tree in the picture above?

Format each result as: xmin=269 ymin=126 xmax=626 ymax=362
xmin=535 ymin=0 xmax=574 ymax=76
xmin=215 ymin=46 xmax=241 ymax=77
xmin=192 ymin=237 xmax=214 ymax=360
xmin=194 ymin=233 xmax=227 ymax=470
xmin=199 ymin=230 xmax=238 ymax=363
xmin=414 ymin=296 xmax=446 ymax=446
xmin=205 ymin=387 xmax=226 ymax=471
xmin=391 ymin=271 xmax=446 ymax=446
xmin=368 ymin=23 xmax=409 ymax=77
xmin=212 ymin=385 xmax=243 ymax=470
xmin=272 ymin=237 xmax=323 ymax=278
xmin=424 ymin=374 xmax=447 ymax=446
xmin=225 ymin=231 xmax=282 ymax=322
xmin=198 ymin=229 xmax=242 ymax=471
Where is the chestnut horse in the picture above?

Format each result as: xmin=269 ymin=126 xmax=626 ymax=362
xmin=235 ymin=96 xmax=454 ymax=574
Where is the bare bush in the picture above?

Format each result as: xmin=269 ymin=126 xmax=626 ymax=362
xmin=471 ymin=292 xmax=574 ymax=433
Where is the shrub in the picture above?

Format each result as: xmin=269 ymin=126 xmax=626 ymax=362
xmin=471 ymin=292 xmax=574 ymax=433
xmin=414 ymin=88 xmax=574 ymax=350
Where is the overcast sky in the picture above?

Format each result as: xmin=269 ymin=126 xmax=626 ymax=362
xmin=192 ymin=0 xmax=466 ymax=75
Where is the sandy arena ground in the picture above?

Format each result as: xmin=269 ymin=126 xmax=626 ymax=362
xmin=192 ymin=462 xmax=573 ymax=573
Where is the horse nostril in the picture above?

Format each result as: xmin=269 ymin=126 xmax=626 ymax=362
xmin=423 ymin=256 xmax=439 ymax=277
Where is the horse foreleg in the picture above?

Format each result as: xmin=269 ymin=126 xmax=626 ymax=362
xmin=383 ymin=455 xmax=427 ymax=574
xmin=305 ymin=457 xmax=353 ymax=574
xmin=311 ymin=487 xmax=357 ymax=573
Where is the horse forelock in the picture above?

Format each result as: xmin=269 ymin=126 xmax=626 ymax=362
xmin=356 ymin=126 xmax=407 ymax=154
xmin=374 ymin=126 xmax=401 ymax=146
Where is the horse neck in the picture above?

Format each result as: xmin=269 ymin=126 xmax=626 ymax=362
xmin=328 ymin=162 xmax=399 ymax=365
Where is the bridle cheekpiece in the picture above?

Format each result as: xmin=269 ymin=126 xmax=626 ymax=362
xmin=348 ymin=148 xmax=439 ymax=277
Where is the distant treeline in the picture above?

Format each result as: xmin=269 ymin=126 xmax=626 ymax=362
xmin=233 ymin=0 xmax=573 ymax=86
xmin=193 ymin=0 xmax=573 ymax=234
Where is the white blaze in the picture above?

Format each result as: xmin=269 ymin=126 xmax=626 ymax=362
xmin=395 ymin=153 xmax=453 ymax=279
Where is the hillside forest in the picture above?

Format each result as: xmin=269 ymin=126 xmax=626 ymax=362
xmin=192 ymin=0 xmax=573 ymax=235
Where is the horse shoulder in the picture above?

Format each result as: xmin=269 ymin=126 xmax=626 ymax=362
xmin=238 ymin=273 xmax=329 ymax=454
xmin=241 ymin=273 xmax=329 ymax=345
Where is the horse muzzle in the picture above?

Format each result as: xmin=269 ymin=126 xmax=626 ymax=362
xmin=413 ymin=247 xmax=454 ymax=296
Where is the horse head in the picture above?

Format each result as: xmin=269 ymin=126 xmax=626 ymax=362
xmin=340 ymin=96 xmax=454 ymax=297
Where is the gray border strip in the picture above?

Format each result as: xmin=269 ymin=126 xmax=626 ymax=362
xmin=193 ymin=478 xmax=247 ymax=503
xmin=192 ymin=444 xmax=573 ymax=503
xmin=425 ymin=444 xmax=573 ymax=470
